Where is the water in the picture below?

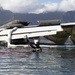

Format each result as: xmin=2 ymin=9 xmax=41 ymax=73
xmin=0 ymin=47 xmax=75 ymax=75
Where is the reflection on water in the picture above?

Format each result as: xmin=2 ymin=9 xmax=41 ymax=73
xmin=0 ymin=47 xmax=75 ymax=75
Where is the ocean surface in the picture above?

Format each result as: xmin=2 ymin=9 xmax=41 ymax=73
xmin=0 ymin=46 xmax=75 ymax=75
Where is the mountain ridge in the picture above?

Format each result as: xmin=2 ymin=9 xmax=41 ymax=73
xmin=0 ymin=9 xmax=75 ymax=25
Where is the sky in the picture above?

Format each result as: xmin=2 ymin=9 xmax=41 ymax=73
xmin=39 ymin=0 xmax=61 ymax=3
xmin=0 ymin=0 xmax=75 ymax=14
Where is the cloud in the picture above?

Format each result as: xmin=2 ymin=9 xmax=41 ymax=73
xmin=34 ymin=0 xmax=75 ymax=14
xmin=59 ymin=0 xmax=75 ymax=11
xmin=0 ymin=0 xmax=75 ymax=14
xmin=0 ymin=0 xmax=38 ymax=13
xmin=32 ymin=2 xmax=58 ymax=14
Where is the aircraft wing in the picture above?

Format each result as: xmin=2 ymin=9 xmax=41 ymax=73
xmin=61 ymin=22 xmax=75 ymax=27
xmin=0 ymin=25 xmax=63 ymax=41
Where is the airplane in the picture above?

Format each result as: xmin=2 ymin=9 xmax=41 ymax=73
xmin=0 ymin=20 xmax=63 ymax=52
xmin=0 ymin=20 xmax=75 ymax=52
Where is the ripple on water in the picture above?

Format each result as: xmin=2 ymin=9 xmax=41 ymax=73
xmin=0 ymin=47 xmax=74 ymax=75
